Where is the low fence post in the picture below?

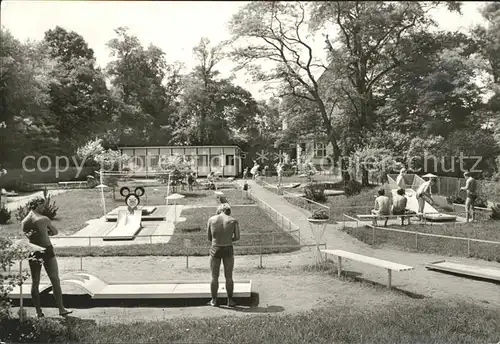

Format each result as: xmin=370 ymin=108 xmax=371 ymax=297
xmin=467 ymin=239 xmax=470 ymax=257
xmin=372 ymin=226 xmax=375 ymax=245
xmin=88 ymin=237 xmax=91 ymax=255
xmin=415 ymin=232 xmax=418 ymax=250
xmin=80 ymin=257 xmax=83 ymax=271
xmin=150 ymin=235 xmax=153 ymax=255
xmin=259 ymin=244 xmax=263 ymax=268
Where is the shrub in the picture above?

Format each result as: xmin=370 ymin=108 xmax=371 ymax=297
xmin=0 ymin=205 xmax=11 ymax=224
xmin=344 ymin=180 xmax=362 ymax=196
xmin=15 ymin=189 xmax=58 ymax=222
xmin=303 ymin=183 xmax=326 ymax=203
xmin=309 ymin=209 xmax=329 ymax=220
xmin=447 ymin=195 xmax=488 ymax=208
xmin=491 ymin=203 xmax=500 ymax=220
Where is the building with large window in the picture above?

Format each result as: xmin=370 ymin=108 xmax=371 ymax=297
xmin=118 ymin=145 xmax=243 ymax=177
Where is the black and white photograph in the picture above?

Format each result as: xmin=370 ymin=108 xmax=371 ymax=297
xmin=1 ymin=1 xmax=499 ymax=343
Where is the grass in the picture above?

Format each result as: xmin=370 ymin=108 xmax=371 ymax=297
xmin=0 ymin=188 xmax=253 ymax=237
xmin=283 ymin=186 xmax=378 ymax=223
xmin=343 ymin=220 xmax=500 ymax=262
xmin=54 ymin=206 xmax=300 ymax=257
xmin=1 ymin=190 xmax=102 ymax=237
xmin=3 ymin=298 xmax=499 ymax=343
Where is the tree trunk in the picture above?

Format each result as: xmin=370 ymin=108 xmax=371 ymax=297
xmin=361 ymin=167 xmax=369 ymax=186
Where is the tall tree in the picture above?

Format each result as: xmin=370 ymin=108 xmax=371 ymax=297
xmin=309 ymin=1 xmax=461 ymax=183
xmin=229 ymin=2 xmax=343 ymax=164
xmin=105 ymin=27 xmax=181 ymax=146
xmin=173 ymin=37 xmax=260 ymax=146
xmin=44 ymin=26 xmax=110 ymax=154
xmin=0 ymin=28 xmax=59 ymax=165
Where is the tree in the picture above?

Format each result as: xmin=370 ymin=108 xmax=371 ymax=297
xmin=173 ymin=37 xmax=261 ymax=146
xmin=229 ymin=2 xmax=343 ymax=163
xmin=0 ymin=28 xmax=60 ymax=165
xmin=308 ymin=1 xmax=462 ymax=184
xmin=105 ymin=27 xmax=182 ymax=145
xmin=44 ymin=26 xmax=111 ymax=154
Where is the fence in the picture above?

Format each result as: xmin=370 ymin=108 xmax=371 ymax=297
xmin=438 ymin=176 xmax=500 ymax=201
xmin=234 ymin=180 xmax=304 ymax=244
xmin=341 ymin=214 xmax=500 ymax=259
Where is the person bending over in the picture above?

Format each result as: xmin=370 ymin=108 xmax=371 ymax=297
xmin=416 ymin=178 xmax=436 ymax=221
xmin=207 ymin=203 xmax=240 ymax=307
xmin=371 ymin=188 xmax=392 ymax=227
xmin=21 ymin=201 xmax=72 ymax=318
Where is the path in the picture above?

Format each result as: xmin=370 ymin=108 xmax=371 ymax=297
xmin=3 ymin=189 xmax=68 ymax=212
xmin=237 ymin=180 xmax=500 ymax=305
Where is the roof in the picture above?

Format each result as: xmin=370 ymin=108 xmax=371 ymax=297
xmin=117 ymin=145 xmax=241 ymax=149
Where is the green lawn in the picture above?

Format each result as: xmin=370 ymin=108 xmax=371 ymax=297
xmin=0 ymin=188 xmax=253 ymax=237
xmin=344 ymin=221 xmax=500 ymax=262
xmin=2 ymin=298 xmax=499 ymax=343
xmin=283 ymin=186 xmax=378 ymax=223
xmin=55 ymin=206 xmax=301 ymax=257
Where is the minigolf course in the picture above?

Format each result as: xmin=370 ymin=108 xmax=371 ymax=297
xmin=103 ymin=208 xmax=143 ymax=240
xmin=387 ymin=174 xmax=456 ymax=222
xmin=8 ymin=273 xmax=253 ymax=300
xmin=425 ymin=260 xmax=500 ymax=282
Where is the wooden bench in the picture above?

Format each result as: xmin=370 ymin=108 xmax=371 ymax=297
xmin=357 ymin=213 xmax=421 ymax=226
xmin=58 ymin=181 xmax=87 ymax=189
xmin=321 ymin=249 xmax=414 ymax=288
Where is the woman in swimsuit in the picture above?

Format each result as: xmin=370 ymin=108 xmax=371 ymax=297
xmin=21 ymin=201 xmax=72 ymax=318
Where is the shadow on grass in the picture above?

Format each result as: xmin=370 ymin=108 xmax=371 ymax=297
xmin=11 ymin=292 xmax=260 ymax=309
xmin=339 ymin=270 xmax=426 ymax=300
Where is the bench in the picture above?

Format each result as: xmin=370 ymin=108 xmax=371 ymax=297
xmin=321 ymin=249 xmax=414 ymax=288
xmin=58 ymin=181 xmax=87 ymax=189
xmin=357 ymin=213 xmax=421 ymax=226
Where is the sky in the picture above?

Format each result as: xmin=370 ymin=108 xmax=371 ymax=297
xmin=1 ymin=1 xmax=488 ymax=100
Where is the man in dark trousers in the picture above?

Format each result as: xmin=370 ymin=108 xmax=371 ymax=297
xmin=207 ymin=203 xmax=240 ymax=307
xmin=461 ymin=171 xmax=478 ymax=222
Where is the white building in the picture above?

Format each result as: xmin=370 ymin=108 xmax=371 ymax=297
xmin=118 ymin=145 xmax=243 ymax=177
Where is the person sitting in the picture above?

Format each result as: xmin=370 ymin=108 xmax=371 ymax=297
xmin=371 ymin=188 xmax=392 ymax=227
xmin=392 ymin=188 xmax=409 ymax=225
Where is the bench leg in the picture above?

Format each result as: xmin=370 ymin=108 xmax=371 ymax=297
xmin=337 ymin=257 xmax=342 ymax=277
xmin=387 ymin=269 xmax=392 ymax=289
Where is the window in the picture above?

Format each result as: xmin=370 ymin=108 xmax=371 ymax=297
xmin=315 ymin=142 xmax=327 ymax=157
xmin=196 ymin=155 xmax=208 ymax=166
xmin=226 ymin=155 xmax=235 ymax=166
xmin=211 ymin=155 xmax=221 ymax=167
xmin=148 ymin=155 xmax=159 ymax=169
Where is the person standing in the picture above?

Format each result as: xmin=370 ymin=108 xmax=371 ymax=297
xmin=460 ymin=171 xmax=477 ymax=222
xmin=21 ymin=202 xmax=72 ymax=318
xmin=396 ymin=168 xmax=407 ymax=193
xmin=207 ymin=203 xmax=240 ymax=307
xmin=416 ymin=178 xmax=436 ymax=221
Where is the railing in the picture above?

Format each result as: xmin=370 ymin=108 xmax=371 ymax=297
xmin=232 ymin=181 xmax=304 ymax=244
xmin=341 ymin=213 xmax=500 ymax=258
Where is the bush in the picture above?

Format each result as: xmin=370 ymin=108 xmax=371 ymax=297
xmin=15 ymin=189 xmax=58 ymax=222
xmin=0 ymin=205 xmax=11 ymax=224
xmin=309 ymin=209 xmax=329 ymax=220
xmin=303 ymin=183 xmax=326 ymax=203
xmin=344 ymin=180 xmax=362 ymax=196
xmin=447 ymin=195 xmax=488 ymax=208
xmin=491 ymin=203 xmax=500 ymax=220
